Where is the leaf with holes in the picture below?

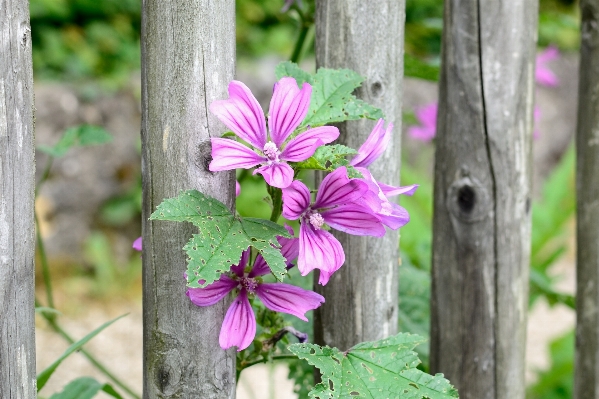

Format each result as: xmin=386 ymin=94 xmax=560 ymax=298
xmin=275 ymin=62 xmax=384 ymax=127
xmin=150 ymin=190 xmax=291 ymax=288
xmin=293 ymin=144 xmax=362 ymax=178
xmin=288 ymin=333 xmax=459 ymax=399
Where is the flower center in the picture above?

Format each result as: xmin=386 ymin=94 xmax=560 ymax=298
xmin=263 ymin=141 xmax=280 ymax=161
xmin=307 ymin=211 xmax=325 ymax=230
xmin=239 ymin=276 xmax=258 ymax=294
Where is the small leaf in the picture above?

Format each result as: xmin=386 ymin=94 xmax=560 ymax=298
xmin=303 ymin=68 xmax=384 ymax=127
xmin=275 ymin=61 xmax=314 ymax=87
xmin=151 ymin=190 xmax=291 ymax=287
xmin=37 ymin=125 xmax=112 ymax=158
xmin=289 ymin=332 xmax=459 ymax=399
xmin=37 ymin=314 xmax=127 ymax=391
xmin=48 ymin=377 xmax=124 ymax=399
xmin=404 ymin=54 xmax=440 ymax=82
xmin=294 ymin=144 xmax=362 ymax=178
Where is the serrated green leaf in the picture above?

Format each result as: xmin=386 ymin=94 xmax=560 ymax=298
xmin=289 ymin=333 xmax=459 ymax=399
xmin=275 ymin=61 xmax=314 ymax=86
xmin=48 ymin=377 xmax=124 ymax=399
xmin=303 ymin=68 xmax=384 ymax=127
xmin=37 ymin=125 xmax=112 ymax=158
xmin=151 ymin=190 xmax=291 ymax=287
xmin=404 ymin=54 xmax=440 ymax=82
xmin=294 ymin=144 xmax=362 ymax=178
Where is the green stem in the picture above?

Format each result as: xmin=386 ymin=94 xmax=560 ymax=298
xmin=268 ymin=186 xmax=283 ymax=223
xmin=35 ymin=211 xmax=55 ymax=314
xmin=36 ymin=299 xmax=141 ymax=399
xmin=290 ymin=24 xmax=311 ymax=64
xmin=240 ymin=354 xmax=298 ymax=371
xmin=36 ymin=156 xmax=54 ymax=194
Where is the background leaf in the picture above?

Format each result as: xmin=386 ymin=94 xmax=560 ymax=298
xmin=48 ymin=377 xmax=124 ymax=399
xmin=275 ymin=61 xmax=314 ymax=86
xmin=37 ymin=125 xmax=112 ymax=158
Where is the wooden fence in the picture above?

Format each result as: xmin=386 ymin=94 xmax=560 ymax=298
xmin=1 ymin=0 xmax=598 ymax=398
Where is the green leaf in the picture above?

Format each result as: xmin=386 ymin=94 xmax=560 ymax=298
xmin=293 ymin=144 xmax=362 ymax=178
xmin=303 ymin=68 xmax=384 ymax=127
xmin=37 ymin=125 xmax=112 ymax=158
xmin=275 ymin=61 xmax=314 ymax=86
xmin=150 ymin=190 xmax=291 ymax=288
xmin=37 ymin=314 xmax=127 ymax=391
xmin=48 ymin=377 xmax=124 ymax=399
xmin=289 ymin=333 xmax=458 ymax=399
xmin=404 ymin=54 xmax=440 ymax=82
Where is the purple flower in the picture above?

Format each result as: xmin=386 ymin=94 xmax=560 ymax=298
xmin=536 ymin=46 xmax=560 ymax=87
xmin=350 ymin=119 xmax=418 ymax=229
xmin=186 ymin=228 xmax=322 ymax=351
xmin=132 ymin=236 xmax=142 ymax=251
xmin=407 ymin=102 xmax=437 ymax=142
xmin=282 ymin=167 xmax=385 ymax=285
xmin=209 ymin=78 xmax=339 ymax=188
xmin=235 ymin=180 xmax=241 ymax=197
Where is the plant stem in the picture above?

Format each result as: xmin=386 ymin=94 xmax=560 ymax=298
xmin=35 ymin=210 xmax=55 ymax=314
xmin=268 ymin=186 xmax=283 ymax=223
xmin=239 ymin=354 xmax=298 ymax=372
xmin=35 ymin=299 xmax=141 ymax=399
xmin=36 ymin=156 xmax=53 ymax=194
xmin=290 ymin=24 xmax=310 ymax=64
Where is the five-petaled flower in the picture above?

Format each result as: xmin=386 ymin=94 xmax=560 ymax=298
xmin=209 ymin=78 xmax=339 ymax=188
xmin=186 ymin=228 xmax=324 ymax=351
xmin=282 ymin=167 xmax=385 ymax=285
xmin=351 ymin=119 xmax=418 ymax=229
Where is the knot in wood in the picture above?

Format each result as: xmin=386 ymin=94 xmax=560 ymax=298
xmin=196 ymin=139 xmax=213 ymax=172
xmin=446 ymin=175 xmax=490 ymax=223
xmin=369 ymin=80 xmax=384 ymax=98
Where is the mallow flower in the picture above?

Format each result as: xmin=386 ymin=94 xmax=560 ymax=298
xmin=350 ymin=119 xmax=418 ymax=230
xmin=535 ymin=46 xmax=560 ymax=87
xmin=186 ymin=227 xmax=323 ymax=351
xmin=282 ymin=167 xmax=385 ymax=285
xmin=209 ymin=78 xmax=339 ymax=188
xmin=407 ymin=102 xmax=437 ymax=142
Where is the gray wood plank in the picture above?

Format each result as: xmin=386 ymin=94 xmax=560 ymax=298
xmin=430 ymin=1 xmax=536 ymax=398
xmin=141 ymin=1 xmax=236 ymax=398
xmin=0 ymin=0 xmax=37 ymax=397
xmin=574 ymin=1 xmax=599 ymax=398
xmin=313 ymin=0 xmax=405 ymax=350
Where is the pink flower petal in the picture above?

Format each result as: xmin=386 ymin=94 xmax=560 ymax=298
xmin=268 ymin=78 xmax=312 ymax=146
xmin=535 ymin=68 xmax=559 ymax=87
xmin=236 ymin=181 xmax=241 ymax=197
xmin=416 ymin=103 xmax=438 ymax=128
xmin=314 ymin=167 xmax=368 ymax=209
xmin=132 ymin=236 xmax=142 ymax=251
xmin=379 ymin=183 xmax=419 ymax=198
xmin=321 ymin=204 xmax=385 ymax=237
xmin=280 ymin=126 xmax=340 ymax=162
xmin=186 ymin=275 xmax=237 ymax=307
xmin=219 ymin=289 xmax=256 ymax=351
xmin=377 ymin=202 xmax=410 ymax=230
xmin=210 ymin=81 xmax=267 ymax=149
xmin=254 ymin=162 xmax=294 ymax=188
xmin=282 ymin=180 xmax=311 ymax=220
xmin=256 ymin=283 xmax=325 ymax=321
xmin=407 ymin=126 xmax=436 ymax=142
xmin=297 ymin=223 xmax=344 ymax=283
xmin=350 ymin=119 xmax=392 ymax=168
xmin=209 ymin=138 xmax=265 ymax=171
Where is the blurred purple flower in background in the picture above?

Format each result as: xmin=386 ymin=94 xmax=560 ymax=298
xmin=407 ymin=103 xmax=437 ymax=142
xmin=209 ymin=78 xmax=339 ymax=188
xmin=187 ymin=238 xmax=323 ymax=351
xmin=535 ymin=46 xmax=560 ymax=87
xmin=132 ymin=236 xmax=142 ymax=251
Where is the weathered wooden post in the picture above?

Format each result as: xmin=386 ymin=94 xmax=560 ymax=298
xmin=0 ymin=0 xmax=36 ymax=397
xmin=313 ymin=1 xmax=404 ymax=349
xmin=574 ymin=1 xmax=599 ymax=398
xmin=429 ymin=1 xmax=536 ymax=398
xmin=141 ymin=1 xmax=236 ymax=398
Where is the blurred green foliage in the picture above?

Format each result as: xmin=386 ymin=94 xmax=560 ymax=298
xmin=527 ymin=330 xmax=574 ymax=399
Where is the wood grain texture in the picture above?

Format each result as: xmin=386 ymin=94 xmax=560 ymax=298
xmin=313 ymin=0 xmax=405 ymax=350
xmin=141 ymin=1 xmax=236 ymax=398
xmin=430 ymin=1 xmax=536 ymax=398
xmin=0 ymin=0 xmax=36 ymax=397
xmin=574 ymin=1 xmax=599 ymax=398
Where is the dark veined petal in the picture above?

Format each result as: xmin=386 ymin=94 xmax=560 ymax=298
xmin=313 ymin=167 xmax=368 ymax=209
xmin=209 ymin=81 xmax=267 ymax=149
xmin=350 ymin=119 xmax=392 ymax=168
xmin=254 ymin=162 xmax=294 ymax=189
xmin=256 ymin=283 xmax=325 ymax=321
xmin=219 ymin=289 xmax=256 ymax=351
xmin=282 ymin=180 xmax=311 ymax=220
xmin=209 ymin=138 xmax=265 ymax=171
xmin=186 ymin=275 xmax=237 ymax=307
xmin=321 ymin=204 xmax=385 ymax=237
xmin=280 ymin=126 xmax=340 ymax=162
xmin=297 ymin=222 xmax=344 ymax=284
xmin=268 ymin=77 xmax=312 ymax=146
